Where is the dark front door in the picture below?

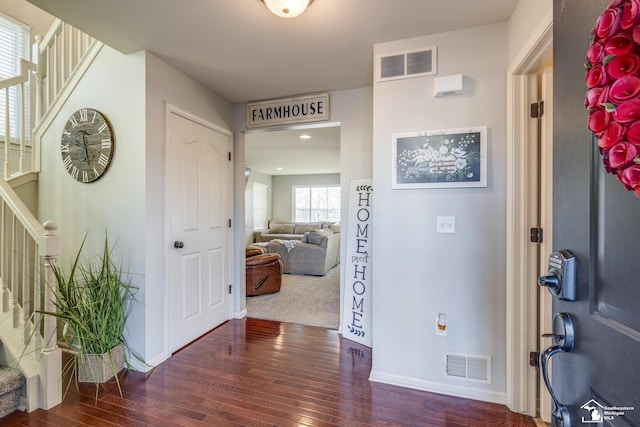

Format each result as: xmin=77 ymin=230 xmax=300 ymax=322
xmin=551 ymin=0 xmax=640 ymax=426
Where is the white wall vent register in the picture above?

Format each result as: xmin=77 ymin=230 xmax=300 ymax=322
xmin=375 ymin=47 xmax=437 ymax=82
xmin=444 ymin=352 xmax=491 ymax=384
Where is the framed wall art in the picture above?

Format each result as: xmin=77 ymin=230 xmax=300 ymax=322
xmin=392 ymin=126 xmax=487 ymax=189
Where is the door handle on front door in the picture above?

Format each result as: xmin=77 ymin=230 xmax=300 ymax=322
xmin=174 ymin=241 xmax=184 ymax=249
xmin=539 ymin=312 xmax=575 ymax=427
xmin=538 ymin=250 xmax=577 ymax=301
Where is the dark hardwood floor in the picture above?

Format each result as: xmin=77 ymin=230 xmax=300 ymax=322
xmin=3 ymin=318 xmax=537 ymax=426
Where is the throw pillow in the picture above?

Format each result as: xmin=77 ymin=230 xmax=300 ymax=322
xmin=269 ymin=224 xmax=294 ymax=234
xmin=307 ymin=228 xmax=333 ymax=245
xmin=295 ymin=223 xmax=322 ymax=234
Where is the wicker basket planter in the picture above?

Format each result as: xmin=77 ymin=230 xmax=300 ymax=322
xmin=77 ymin=343 xmax=124 ymax=383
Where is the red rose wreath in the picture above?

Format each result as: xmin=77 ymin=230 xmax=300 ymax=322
xmin=586 ymin=0 xmax=640 ymax=198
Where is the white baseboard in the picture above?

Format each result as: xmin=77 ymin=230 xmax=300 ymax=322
xmin=234 ymin=309 xmax=247 ymax=319
xmin=369 ymin=370 xmax=507 ymax=405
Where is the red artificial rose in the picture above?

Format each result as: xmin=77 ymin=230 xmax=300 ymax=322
xmin=587 ymin=41 xmax=606 ymax=65
xmin=634 ymin=25 xmax=640 ymax=43
xmin=620 ymin=164 xmax=640 ymax=189
xmin=606 ymin=54 xmax=640 ymax=79
xmin=604 ymin=34 xmax=634 ymax=55
xmin=599 ymin=121 xmax=626 ymax=150
xmin=609 ymin=141 xmax=638 ymax=169
xmin=613 ymin=98 xmax=640 ymax=123
xmin=585 ymin=87 xmax=605 ymax=109
xmin=622 ymin=0 xmax=640 ymax=30
xmin=609 ymin=75 xmax=640 ymax=104
xmin=589 ymin=109 xmax=611 ymax=133
xmin=596 ymin=7 xmax=622 ymax=39
xmin=626 ymin=121 xmax=640 ymax=146
xmin=586 ymin=65 xmax=609 ymax=88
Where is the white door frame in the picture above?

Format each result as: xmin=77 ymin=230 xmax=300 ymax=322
xmin=505 ymin=10 xmax=552 ymax=417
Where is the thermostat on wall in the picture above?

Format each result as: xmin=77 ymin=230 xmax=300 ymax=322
xmin=434 ymin=74 xmax=463 ymax=97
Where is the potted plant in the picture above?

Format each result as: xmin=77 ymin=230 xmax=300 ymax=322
xmin=42 ymin=234 xmax=140 ymax=397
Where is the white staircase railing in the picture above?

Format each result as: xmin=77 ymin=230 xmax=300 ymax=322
xmin=0 ymin=18 xmax=99 ymax=412
xmin=0 ymin=179 xmax=61 ymax=411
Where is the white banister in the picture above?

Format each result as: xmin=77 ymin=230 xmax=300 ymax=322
xmin=11 ymin=214 xmax=18 ymax=328
xmin=42 ymin=221 xmax=60 ymax=355
xmin=4 ymin=87 xmax=9 ymax=180
xmin=0 ymin=201 xmax=6 ymax=311
xmin=19 ymin=82 xmax=27 ymax=173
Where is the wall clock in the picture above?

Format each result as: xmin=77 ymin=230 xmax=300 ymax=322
xmin=60 ymin=108 xmax=114 ymax=183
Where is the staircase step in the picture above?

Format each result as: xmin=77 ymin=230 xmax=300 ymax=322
xmin=0 ymin=365 xmax=25 ymax=418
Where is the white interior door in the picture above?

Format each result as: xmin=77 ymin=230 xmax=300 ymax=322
xmin=167 ymin=108 xmax=232 ymax=352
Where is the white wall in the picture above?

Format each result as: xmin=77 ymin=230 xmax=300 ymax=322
xmin=508 ymin=0 xmax=552 ymax=65
xmin=272 ymin=173 xmax=340 ymax=220
xmin=370 ymin=23 xmax=509 ymax=403
xmin=38 ymin=45 xmax=147 ymax=359
xmin=0 ymin=0 xmax=55 ymax=46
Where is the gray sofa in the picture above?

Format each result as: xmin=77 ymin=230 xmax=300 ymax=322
xmin=266 ymin=228 xmax=340 ymax=276
xmin=254 ymin=220 xmax=337 ymax=242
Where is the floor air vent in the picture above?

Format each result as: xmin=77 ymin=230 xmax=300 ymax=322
xmin=376 ymin=47 xmax=437 ymax=82
xmin=444 ymin=352 xmax=491 ymax=384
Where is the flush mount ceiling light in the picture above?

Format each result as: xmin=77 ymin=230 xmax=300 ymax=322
xmin=261 ymin=0 xmax=314 ymax=18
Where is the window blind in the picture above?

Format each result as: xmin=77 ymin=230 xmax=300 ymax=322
xmin=0 ymin=13 xmax=30 ymax=143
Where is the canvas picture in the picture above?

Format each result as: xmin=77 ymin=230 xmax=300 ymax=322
xmin=392 ymin=126 xmax=487 ymax=189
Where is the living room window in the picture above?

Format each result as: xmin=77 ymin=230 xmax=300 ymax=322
xmin=0 ymin=13 xmax=30 ymax=143
xmin=293 ymin=185 xmax=340 ymax=222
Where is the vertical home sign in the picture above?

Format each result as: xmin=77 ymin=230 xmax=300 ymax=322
xmin=341 ymin=179 xmax=373 ymax=347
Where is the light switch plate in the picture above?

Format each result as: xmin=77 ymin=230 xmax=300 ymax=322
xmin=436 ymin=216 xmax=456 ymax=233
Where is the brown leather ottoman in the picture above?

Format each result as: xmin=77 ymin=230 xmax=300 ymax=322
xmin=246 ymin=253 xmax=282 ymax=296
xmin=245 ymin=247 xmax=263 ymax=257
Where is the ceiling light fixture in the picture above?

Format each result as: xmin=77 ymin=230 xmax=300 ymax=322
xmin=299 ymin=134 xmax=312 ymax=140
xmin=261 ymin=0 xmax=314 ymax=19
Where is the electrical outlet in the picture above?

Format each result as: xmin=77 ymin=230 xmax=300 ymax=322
xmin=436 ymin=216 xmax=456 ymax=234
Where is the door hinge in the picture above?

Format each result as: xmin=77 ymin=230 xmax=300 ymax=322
xmin=530 ymin=101 xmax=544 ymax=118
xmin=529 ymin=351 xmax=540 ymax=367
xmin=228 ymin=152 xmax=232 ymax=161
xmin=530 ymin=227 xmax=543 ymax=243
xmin=228 ymin=285 xmax=232 ymax=294
xmin=228 ymin=218 xmax=232 ymax=228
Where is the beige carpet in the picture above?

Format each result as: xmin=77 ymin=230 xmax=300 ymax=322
xmin=246 ymin=265 xmax=340 ymax=329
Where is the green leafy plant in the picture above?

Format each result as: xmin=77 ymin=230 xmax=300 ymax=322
xmin=40 ymin=234 xmax=141 ymax=400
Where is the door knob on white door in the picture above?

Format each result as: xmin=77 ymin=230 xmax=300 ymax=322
xmin=174 ymin=241 xmax=184 ymax=249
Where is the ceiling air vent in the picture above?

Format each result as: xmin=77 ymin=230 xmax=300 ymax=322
xmin=376 ymin=47 xmax=437 ymax=82
xmin=444 ymin=352 xmax=491 ymax=384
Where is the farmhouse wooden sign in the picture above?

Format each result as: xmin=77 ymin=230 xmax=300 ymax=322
xmin=246 ymin=93 xmax=330 ymax=128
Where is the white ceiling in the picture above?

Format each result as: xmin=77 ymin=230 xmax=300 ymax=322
xmin=26 ymin=0 xmax=518 ymax=175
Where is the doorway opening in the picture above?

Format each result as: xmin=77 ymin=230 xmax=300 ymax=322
xmin=243 ymin=124 xmax=342 ymax=329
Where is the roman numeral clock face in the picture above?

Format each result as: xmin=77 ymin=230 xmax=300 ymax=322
xmin=60 ymin=108 xmax=114 ymax=183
